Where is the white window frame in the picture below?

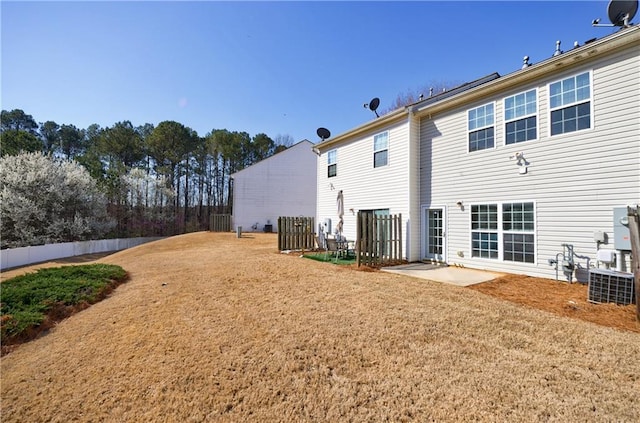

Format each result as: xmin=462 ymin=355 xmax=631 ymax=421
xmin=502 ymin=202 xmax=536 ymax=264
xmin=327 ymin=149 xmax=337 ymax=178
xmin=504 ymin=88 xmax=538 ymax=145
xmin=548 ymin=70 xmax=592 ymax=137
xmin=469 ymin=201 xmax=536 ymax=264
xmin=470 ymin=203 xmax=499 ymax=259
xmin=467 ymin=102 xmax=495 ymax=152
xmin=373 ymin=131 xmax=389 ymax=168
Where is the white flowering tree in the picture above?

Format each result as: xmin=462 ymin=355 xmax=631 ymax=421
xmin=0 ymin=152 xmax=114 ymax=248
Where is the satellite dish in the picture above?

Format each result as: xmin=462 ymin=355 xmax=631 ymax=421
xmin=363 ymin=97 xmax=380 ymax=118
xmin=593 ymin=0 xmax=638 ymax=27
xmin=608 ymin=0 xmax=637 ymax=25
xmin=316 ymin=127 xmax=331 ymax=141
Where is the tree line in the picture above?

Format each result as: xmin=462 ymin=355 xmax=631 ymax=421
xmin=0 ymin=109 xmax=295 ymax=241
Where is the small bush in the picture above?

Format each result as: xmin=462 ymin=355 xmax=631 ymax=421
xmin=1 ymin=264 xmax=127 ymax=350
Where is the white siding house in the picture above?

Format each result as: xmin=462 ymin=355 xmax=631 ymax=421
xmin=416 ymin=26 xmax=639 ymax=280
xmin=231 ymin=140 xmax=317 ymax=232
xmin=315 ymin=73 xmax=505 ymax=260
xmin=315 ymin=110 xmax=421 ymax=259
xmin=316 ymin=25 xmax=639 ymax=281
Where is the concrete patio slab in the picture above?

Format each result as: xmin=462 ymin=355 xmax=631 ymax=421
xmin=381 ymin=263 xmax=504 ymax=286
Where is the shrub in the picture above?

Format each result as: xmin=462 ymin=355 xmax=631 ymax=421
xmin=1 ymin=264 xmax=127 ymax=348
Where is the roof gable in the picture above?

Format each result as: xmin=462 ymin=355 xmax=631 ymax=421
xmin=231 ymin=139 xmax=314 ymax=178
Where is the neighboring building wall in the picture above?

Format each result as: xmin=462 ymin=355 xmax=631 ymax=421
xmin=419 ymin=44 xmax=640 ymax=280
xmin=316 ymin=118 xmax=416 ymax=259
xmin=232 ymin=140 xmax=317 ymax=232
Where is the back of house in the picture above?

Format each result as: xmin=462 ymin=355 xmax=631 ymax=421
xmin=315 ymin=24 xmax=639 ymax=282
xmin=415 ymin=25 xmax=639 ymax=281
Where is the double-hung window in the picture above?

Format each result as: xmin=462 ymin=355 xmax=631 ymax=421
xmin=471 ymin=204 xmax=498 ymax=259
xmin=471 ymin=202 xmax=536 ymax=263
xmin=504 ymin=89 xmax=537 ymax=144
xmin=549 ymin=71 xmax=591 ymax=136
xmin=327 ymin=149 xmax=337 ymax=178
xmin=373 ymin=131 xmax=388 ymax=168
xmin=502 ymin=202 xmax=535 ymax=263
xmin=468 ymin=103 xmax=494 ymax=152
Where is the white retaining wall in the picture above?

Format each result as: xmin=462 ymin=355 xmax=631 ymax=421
xmin=0 ymin=237 xmax=163 ymax=271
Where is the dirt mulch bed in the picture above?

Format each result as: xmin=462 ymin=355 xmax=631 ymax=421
xmin=1 ymin=232 xmax=639 ymax=422
xmin=469 ymin=274 xmax=639 ymax=333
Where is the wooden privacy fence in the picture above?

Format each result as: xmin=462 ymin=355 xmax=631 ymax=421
xmin=356 ymin=212 xmax=403 ymax=267
xmin=627 ymin=205 xmax=640 ymax=322
xmin=278 ymin=216 xmax=315 ymax=251
xmin=210 ymin=214 xmax=231 ymax=232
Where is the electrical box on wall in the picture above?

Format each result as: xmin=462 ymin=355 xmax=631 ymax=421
xmin=323 ymin=218 xmax=332 ymax=234
xmin=612 ymin=207 xmax=631 ymax=250
xmin=593 ymin=230 xmax=605 ymax=243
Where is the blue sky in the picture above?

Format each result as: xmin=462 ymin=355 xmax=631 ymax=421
xmin=1 ymin=1 xmax=624 ymax=143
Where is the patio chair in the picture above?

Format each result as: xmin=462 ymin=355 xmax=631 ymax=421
xmin=325 ymin=238 xmax=344 ymax=262
xmin=316 ymin=235 xmax=326 ymax=251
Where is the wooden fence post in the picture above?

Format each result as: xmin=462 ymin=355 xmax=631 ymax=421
xmin=356 ymin=211 xmax=361 ymax=267
xmin=398 ymin=213 xmax=403 ymax=263
xmin=626 ymin=206 xmax=640 ymax=322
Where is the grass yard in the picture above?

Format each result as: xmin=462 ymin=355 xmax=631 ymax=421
xmin=1 ymin=264 xmax=128 ymax=351
xmin=302 ymin=251 xmax=356 ymax=265
xmin=1 ymin=232 xmax=639 ymax=422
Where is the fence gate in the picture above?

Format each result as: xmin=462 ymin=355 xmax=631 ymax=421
xmin=210 ymin=214 xmax=231 ymax=232
xmin=278 ymin=216 xmax=315 ymax=251
xmin=356 ymin=212 xmax=402 ymax=267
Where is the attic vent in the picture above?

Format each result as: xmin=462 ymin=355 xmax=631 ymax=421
xmin=553 ymin=40 xmax=563 ymax=57
xmin=588 ymin=268 xmax=636 ymax=305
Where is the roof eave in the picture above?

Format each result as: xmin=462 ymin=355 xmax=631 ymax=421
xmin=315 ymin=107 xmax=409 ymax=151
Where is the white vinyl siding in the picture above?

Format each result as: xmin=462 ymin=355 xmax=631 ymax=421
xmin=232 ymin=140 xmax=317 ymax=233
xmin=420 ymin=45 xmax=640 ymax=280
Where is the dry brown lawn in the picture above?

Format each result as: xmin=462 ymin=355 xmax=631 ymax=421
xmin=1 ymin=232 xmax=639 ymax=422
